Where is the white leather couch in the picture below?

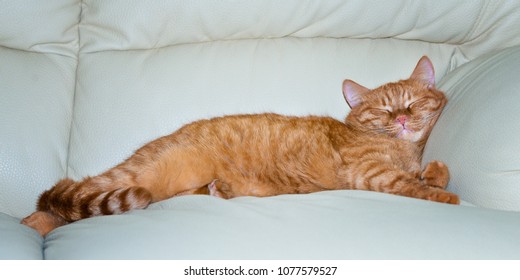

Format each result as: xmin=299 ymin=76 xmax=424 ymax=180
xmin=1 ymin=1 xmax=520 ymax=259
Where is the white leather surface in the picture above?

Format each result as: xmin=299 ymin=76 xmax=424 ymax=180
xmin=80 ymin=0 xmax=520 ymax=61
xmin=0 ymin=1 xmax=79 ymax=217
xmin=424 ymin=46 xmax=520 ymax=211
xmin=0 ymin=0 xmax=79 ymax=56
xmin=0 ymin=213 xmax=43 ymax=259
xmin=43 ymin=190 xmax=520 ymax=259
xmin=0 ymin=50 xmax=76 ymax=217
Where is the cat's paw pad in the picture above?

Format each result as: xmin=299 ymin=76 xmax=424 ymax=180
xmin=421 ymin=160 xmax=449 ymax=189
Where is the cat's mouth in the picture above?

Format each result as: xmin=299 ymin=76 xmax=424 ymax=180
xmin=397 ymin=128 xmax=414 ymax=140
xmin=396 ymin=127 xmax=424 ymax=142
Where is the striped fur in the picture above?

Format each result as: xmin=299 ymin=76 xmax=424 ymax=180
xmin=22 ymin=56 xmax=458 ymax=236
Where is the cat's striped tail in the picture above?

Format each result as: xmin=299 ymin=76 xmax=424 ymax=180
xmin=21 ymin=177 xmax=152 ymax=236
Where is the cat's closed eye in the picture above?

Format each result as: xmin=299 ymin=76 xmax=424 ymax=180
xmin=409 ymin=98 xmax=435 ymax=112
xmin=368 ymin=108 xmax=391 ymax=116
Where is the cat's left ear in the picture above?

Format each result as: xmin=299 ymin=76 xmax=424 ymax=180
xmin=410 ymin=56 xmax=435 ymax=89
xmin=343 ymin=79 xmax=369 ymax=108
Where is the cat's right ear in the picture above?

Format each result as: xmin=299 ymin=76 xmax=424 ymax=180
xmin=410 ymin=56 xmax=435 ymax=88
xmin=343 ymin=79 xmax=369 ymax=108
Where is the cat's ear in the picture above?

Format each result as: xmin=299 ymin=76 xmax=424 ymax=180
xmin=343 ymin=79 xmax=369 ymax=108
xmin=410 ymin=56 xmax=435 ymax=89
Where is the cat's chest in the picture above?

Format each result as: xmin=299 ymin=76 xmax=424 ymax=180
xmin=342 ymin=136 xmax=422 ymax=172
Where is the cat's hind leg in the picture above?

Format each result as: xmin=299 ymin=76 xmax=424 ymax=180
xmin=172 ymin=180 xmax=228 ymax=197
xmin=207 ymin=179 xmax=228 ymax=199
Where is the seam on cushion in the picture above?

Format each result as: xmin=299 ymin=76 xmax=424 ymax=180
xmin=0 ymin=45 xmax=76 ymax=58
xmin=78 ymin=36 xmax=462 ymax=55
xmin=460 ymin=1 xmax=491 ymax=46
xmin=64 ymin=0 xmax=83 ymax=179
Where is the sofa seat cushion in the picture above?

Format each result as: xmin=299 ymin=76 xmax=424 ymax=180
xmin=0 ymin=213 xmax=43 ymax=259
xmin=43 ymin=190 xmax=520 ymax=259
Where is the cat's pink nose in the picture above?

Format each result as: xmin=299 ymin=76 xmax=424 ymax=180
xmin=396 ymin=115 xmax=407 ymax=125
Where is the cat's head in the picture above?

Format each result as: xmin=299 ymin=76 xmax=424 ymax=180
xmin=343 ymin=56 xmax=447 ymax=143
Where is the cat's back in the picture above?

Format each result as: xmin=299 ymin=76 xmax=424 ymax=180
xmin=142 ymin=113 xmax=416 ymax=165
xmin=136 ymin=113 xmax=348 ymax=161
xmin=178 ymin=113 xmax=348 ymax=148
xmin=175 ymin=113 xmax=412 ymax=157
xmin=177 ymin=113 xmax=349 ymax=171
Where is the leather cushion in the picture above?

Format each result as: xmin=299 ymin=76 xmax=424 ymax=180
xmin=424 ymin=46 xmax=520 ymax=211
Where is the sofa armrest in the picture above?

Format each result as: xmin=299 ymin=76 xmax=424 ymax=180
xmin=424 ymin=46 xmax=520 ymax=211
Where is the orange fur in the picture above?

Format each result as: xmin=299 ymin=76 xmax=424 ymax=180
xmin=21 ymin=56 xmax=458 ymax=236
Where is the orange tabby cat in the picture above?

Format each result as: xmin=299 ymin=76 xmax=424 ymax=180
xmin=22 ymin=56 xmax=458 ymax=236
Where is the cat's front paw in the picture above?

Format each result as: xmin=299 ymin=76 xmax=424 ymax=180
xmin=425 ymin=188 xmax=460 ymax=205
xmin=421 ymin=160 xmax=449 ymax=189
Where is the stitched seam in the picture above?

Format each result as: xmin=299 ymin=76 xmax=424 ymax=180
xmin=64 ymin=0 xmax=83 ymax=179
xmin=79 ymin=36 xmax=462 ymax=56
xmin=461 ymin=1 xmax=491 ymax=46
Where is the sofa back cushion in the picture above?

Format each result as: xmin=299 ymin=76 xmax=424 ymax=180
xmin=0 ymin=0 xmax=79 ymax=217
